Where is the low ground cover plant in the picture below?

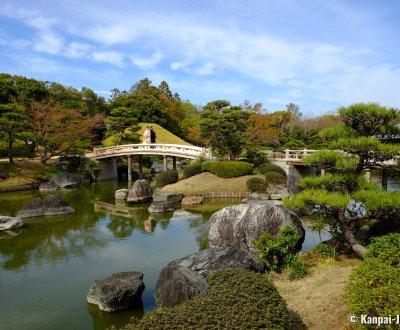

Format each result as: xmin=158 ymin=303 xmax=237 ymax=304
xmin=128 ymin=269 xmax=292 ymax=329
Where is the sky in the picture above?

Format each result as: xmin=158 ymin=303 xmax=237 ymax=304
xmin=1 ymin=0 xmax=400 ymax=116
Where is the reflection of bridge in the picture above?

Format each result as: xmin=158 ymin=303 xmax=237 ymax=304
xmin=91 ymin=144 xmax=212 ymax=181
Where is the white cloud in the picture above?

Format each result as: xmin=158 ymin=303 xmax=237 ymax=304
xmin=65 ymin=42 xmax=91 ymax=58
xmin=130 ymin=51 xmax=163 ymax=70
xmin=92 ymin=51 xmax=125 ymax=67
xmin=197 ymin=62 xmax=215 ymax=75
xmin=33 ymin=31 xmax=63 ymax=55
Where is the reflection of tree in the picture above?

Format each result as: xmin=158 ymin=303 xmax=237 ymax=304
xmin=0 ymin=186 xmax=106 ymax=270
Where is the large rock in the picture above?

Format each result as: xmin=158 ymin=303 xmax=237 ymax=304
xmin=152 ymin=192 xmax=183 ymax=203
xmin=182 ymin=196 xmax=204 ymax=206
xmin=206 ymin=200 xmax=304 ymax=254
xmin=115 ymin=189 xmax=129 ymax=200
xmin=242 ymin=192 xmax=270 ymax=203
xmin=155 ymin=247 xmax=265 ymax=307
xmin=87 ymin=272 xmax=145 ymax=312
xmin=39 ymin=181 xmax=59 ymax=192
xmin=267 ymin=184 xmax=290 ymax=200
xmin=0 ymin=216 xmax=23 ymax=231
xmin=148 ymin=201 xmax=174 ymax=213
xmin=51 ymin=172 xmax=81 ymax=188
xmin=17 ymin=195 xmax=75 ymax=218
xmin=127 ymin=179 xmax=153 ymax=203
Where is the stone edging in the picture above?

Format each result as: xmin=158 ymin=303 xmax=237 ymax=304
xmin=183 ymin=192 xmax=250 ymax=198
xmin=0 ymin=183 xmax=40 ymax=193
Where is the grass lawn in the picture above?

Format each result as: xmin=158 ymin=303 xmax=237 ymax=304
xmin=271 ymin=256 xmax=360 ymax=330
xmin=0 ymin=159 xmax=53 ymax=187
xmin=160 ymin=172 xmax=265 ymax=194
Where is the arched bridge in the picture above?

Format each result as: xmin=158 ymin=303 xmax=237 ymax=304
xmin=91 ymin=143 xmax=212 ymax=181
xmin=93 ymin=143 xmax=212 ymax=160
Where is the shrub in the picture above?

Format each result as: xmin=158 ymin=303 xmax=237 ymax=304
xmin=312 ymin=243 xmax=337 ymax=259
xmin=156 ymin=170 xmax=179 ymax=187
xmin=201 ymin=161 xmax=252 ymax=178
xmin=345 ymin=233 xmax=400 ymax=324
xmin=258 ymin=162 xmax=286 ymax=176
xmin=244 ymin=147 xmax=266 ymax=167
xmin=182 ymin=164 xmax=201 ymax=179
xmin=38 ymin=166 xmax=63 ymax=181
xmin=253 ymin=226 xmax=308 ymax=280
xmin=128 ymin=269 xmax=292 ymax=330
xmin=265 ymin=171 xmax=287 ymax=185
xmin=246 ymin=177 xmax=267 ymax=192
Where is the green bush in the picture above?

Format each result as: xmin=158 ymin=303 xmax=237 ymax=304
xmin=246 ymin=177 xmax=267 ymax=192
xmin=258 ymin=162 xmax=286 ymax=176
xmin=312 ymin=243 xmax=337 ymax=259
xmin=38 ymin=166 xmax=63 ymax=181
xmin=345 ymin=233 xmax=400 ymax=325
xmin=244 ymin=147 xmax=266 ymax=167
xmin=265 ymin=171 xmax=287 ymax=185
xmin=128 ymin=269 xmax=292 ymax=330
xmin=201 ymin=161 xmax=252 ymax=178
xmin=182 ymin=164 xmax=201 ymax=179
xmin=156 ymin=170 xmax=179 ymax=187
xmin=253 ymin=226 xmax=308 ymax=280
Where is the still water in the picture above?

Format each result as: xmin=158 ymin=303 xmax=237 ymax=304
xmin=0 ymin=180 xmax=333 ymax=330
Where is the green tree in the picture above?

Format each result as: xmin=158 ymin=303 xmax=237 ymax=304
xmin=285 ymin=103 xmax=400 ymax=258
xmin=200 ymin=100 xmax=249 ymax=160
xmin=0 ymin=104 xmax=29 ymax=164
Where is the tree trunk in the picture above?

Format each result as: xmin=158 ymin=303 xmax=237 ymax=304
xmin=8 ymin=133 xmax=14 ymax=165
xmin=338 ymin=218 xmax=366 ymax=258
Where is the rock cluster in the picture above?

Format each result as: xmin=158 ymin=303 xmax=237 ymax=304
xmin=127 ymin=179 xmax=153 ymax=203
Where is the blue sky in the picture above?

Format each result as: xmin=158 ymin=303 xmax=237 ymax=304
xmin=1 ymin=0 xmax=400 ymax=116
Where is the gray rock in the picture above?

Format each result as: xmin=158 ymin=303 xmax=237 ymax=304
xmin=152 ymin=192 xmax=183 ymax=203
xmin=182 ymin=196 xmax=203 ymax=206
xmin=154 ymin=247 xmax=265 ymax=307
xmin=127 ymin=179 xmax=153 ymax=203
xmin=267 ymin=184 xmax=290 ymax=200
xmin=242 ymin=192 xmax=271 ymax=203
xmin=0 ymin=216 xmax=24 ymax=231
xmin=87 ymin=271 xmax=145 ymax=312
xmin=115 ymin=189 xmax=130 ymax=200
xmin=50 ymin=172 xmax=81 ymax=188
xmin=39 ymin=181 xmax=59 ymax=192
xmin=286 ymin=174 xmax=300 ymax=195
xmin=17 ymin=195 xmax=75 ymax=218
xmin=206 ymin=200 xmax=304 ymax=254
xmin=148 ymin=201 xmax=174 ymax=213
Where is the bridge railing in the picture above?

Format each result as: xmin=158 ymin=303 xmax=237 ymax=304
xmin=93 ymin=143 xmax=212 ymax=159
xmin=282 ymin=149 xmax=318 ymax=160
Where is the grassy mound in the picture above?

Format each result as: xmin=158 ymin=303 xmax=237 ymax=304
xmin=128 ymin=269 xmax=291 ymax=330
xmin=160 ymin=172 xmax=264 ymax=194
xmin=103 ymin=123 xmax=192 ymax=146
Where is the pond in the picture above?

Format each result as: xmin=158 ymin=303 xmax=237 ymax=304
xmin=0 ymin=180 xmax=336 ymax=330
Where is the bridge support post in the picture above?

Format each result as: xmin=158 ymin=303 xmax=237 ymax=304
xmin=365 ymin=168 xmax=372 ymax=182
xmin=382 ymin=168 xmax=388 ymax=191
xmin=172 ymin=156 xmax=177 ymax=170
xmin=127 ymin=155 xmax=132 ymax=183
xmin=138 ymin=155 xmax=143 ymax=179
xmin=96 ymin=158 xmax=118 ymax=181
xmin=163 ymin=155 xmax=168 ymax=171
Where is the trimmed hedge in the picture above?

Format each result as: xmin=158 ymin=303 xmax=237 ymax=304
xmin=156 ymin=170 xmax=179 ymax=187
xmin=345 ymin=233 xmax=400 ymax=325
xmin=258 ymin=163 xmax=287 ymax=176
xmin=183 ymin=164 xmax=201 ymax=179
xmin=201 ymin=161 xmax=253 ymax=178
xmin=128 ymin=269 xmax=292 ymax=329
xmin=265 ymin=171 xmax=287 ymax=185
xmin=246 ymin=177 xmax=267 ymax=192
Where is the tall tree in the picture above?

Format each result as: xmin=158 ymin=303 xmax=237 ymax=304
xmin=200 ymin=100 xmax=249 ymax=160
xmin=0 ymin=104 xmax=29 ymax=164
xmin=28 ymin=100 xmax=103 ymax=163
